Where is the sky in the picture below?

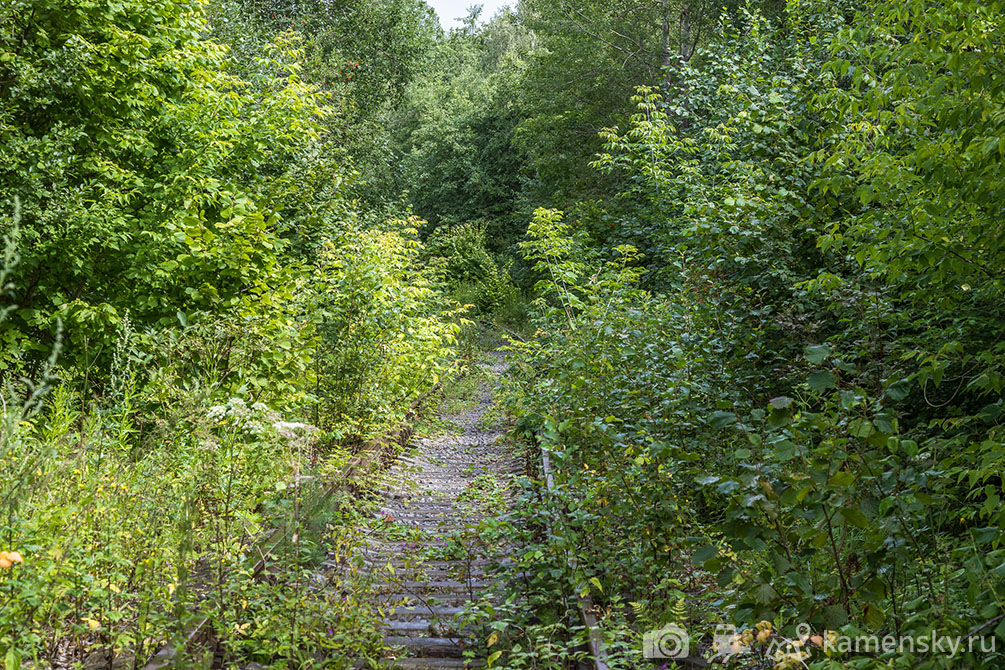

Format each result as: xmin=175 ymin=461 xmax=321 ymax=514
xmin=425 ymin=0 xmax=513 ymax=30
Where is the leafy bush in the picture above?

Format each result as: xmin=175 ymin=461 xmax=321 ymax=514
xmin=1 ymin=378 xmax=384 ymax=667
xmin=424 ymin=222 xmax=523 ymax=323
xmin=500 ymin=2 xmax=1005 ymax=668
xmin=0 ymin=1 xmax=462 ymax=666
xmin=0 ymin=1 xmax=330 ymax=371
xmin=303 ymin=218 xmax=463 ymax=442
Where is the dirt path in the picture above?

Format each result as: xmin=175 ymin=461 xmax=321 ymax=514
xmin=354 ymin=355 xmax=518 ymax=669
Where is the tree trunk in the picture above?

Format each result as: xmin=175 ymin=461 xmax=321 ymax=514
xmin=660 ymin=0 xmax=673 ymax=85
xmin=661 ymin=1 xmax=694 ymax=88
xmin=679 ymin=3 xmax=692 ymax=65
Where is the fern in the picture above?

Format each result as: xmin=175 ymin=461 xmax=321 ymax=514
xmin=629 ymin=600 xmax=647 ymax=619
xmin=669 ymin=597 xmax=686 ymax=626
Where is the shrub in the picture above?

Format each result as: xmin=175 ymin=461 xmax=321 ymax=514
xmin=424 ymin=222 xmax=523 ymax=323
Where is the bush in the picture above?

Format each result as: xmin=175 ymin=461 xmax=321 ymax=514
xmin=0 ymin=2 xmax=462 ymax=661
xmin=0 ymin=1 xmax=329 ymax=371
xmin=424 ymin=222 xmax=524 ymax=325
xmin=499 ymin=2 xmax=1005 ymax=667
xmin=303 ymin=217 xmax=464 ymax=442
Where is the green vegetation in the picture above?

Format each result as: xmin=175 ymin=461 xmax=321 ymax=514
xmin=2 ymin=0 xmax=1003 ymax=668
xmin=491 ymin=1 xmax=1005 ymax=669
xmin=1 ymin=0 xmax=454 ymax=665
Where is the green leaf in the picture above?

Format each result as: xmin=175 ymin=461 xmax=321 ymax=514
xmin=828 ymin=471 xmax=856 ymax=487
xmin=972 ymin=527 xmax=999 ymax=545
xmin=767 ymin=406 xmax=792 ymax=429
xmin=710 ymin=410 xmax=737 ymax=429
xmin=807 ymin=370 xmax=837 ymax=392
xmin=978 ymin=403 xmax=1002 ymax=423
xmin=772 ymin=440 xmax=796 ymax=461
xmin=5 ymin=648 xmax=20 ymax=670
xmin=842 ymin=506 xmax=870 ymax=529
xmin=754 ymin=582 xmax=776 ymax=604
xmin=693 ymin=545 xmax=717 ymax=564
xmin=822 ymin=605 xmax=849 ymax=628
xmin=885 ymin=380 xmax=911 ymax=401
xmin=804 ymin=344 xmax=831 ymax=364
xmin=769 ymin=396 xmax=793 ymax=409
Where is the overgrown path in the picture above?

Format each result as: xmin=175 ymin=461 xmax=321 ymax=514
xmin=352 ymin=354 xmax=519 ymax=669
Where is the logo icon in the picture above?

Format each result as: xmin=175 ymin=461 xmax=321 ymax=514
xmin=712 ymin=624 xmax=749 ymax=660
xmin=643 ymin=624 xmax=689 ymax=658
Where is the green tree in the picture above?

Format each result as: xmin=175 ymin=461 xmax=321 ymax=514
xmin=393 ymin=8 xmax=531 ymax=246
xmin=0 ymin=0 xmax=329 ymax=370
xmin=515 ymin=0 xmax=737 ymax=204
xmin=210 ymin=0 xmax=441 ymax=209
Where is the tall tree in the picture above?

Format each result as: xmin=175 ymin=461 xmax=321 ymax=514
xmin=515 ymin=0 xmax=733 ymax=204
xmin=392 ymin=8 xmax=532 ymax=248
xmin=0 ymin=0 xmax=329 ymax=367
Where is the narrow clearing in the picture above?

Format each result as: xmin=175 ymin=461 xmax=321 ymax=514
xmin=352 ymin=355 xmax=518 ymax=669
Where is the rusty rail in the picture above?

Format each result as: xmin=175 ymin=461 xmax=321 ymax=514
xmin=539 ymin=442 xmax=611 ymax=670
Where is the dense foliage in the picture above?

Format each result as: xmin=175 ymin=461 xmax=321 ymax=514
xmin=2 ymin=0 xmax=1002 ymax=667
xmin=1 ymin=0 xmax=320 ymax=370
xmin=495 ymin=1 xmax=1005 ymax=669
xmin=1 ymin=0 xmax=456 ymax=666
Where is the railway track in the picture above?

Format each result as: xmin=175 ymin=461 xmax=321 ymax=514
xmin=350 ymin=356 xmax=518 ymax=669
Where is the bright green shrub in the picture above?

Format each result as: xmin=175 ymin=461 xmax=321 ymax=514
xmin=424 ymin=222 xmax=522 ymax=320
xmin=0 ymin=379 xmax=385 ymax=667
xmin=0 ymin=3 xmax=464 ymax=666
xmin=302 ymin=217 xmax=463 ymax=442
xmin=0 ymin=0 xmax=329 ymax=370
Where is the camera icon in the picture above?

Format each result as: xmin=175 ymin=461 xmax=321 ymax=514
xmin=643 ymin=623 xmax=689 ymax=658
xmin=712 ymin=624 xmax=749 ymax=659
